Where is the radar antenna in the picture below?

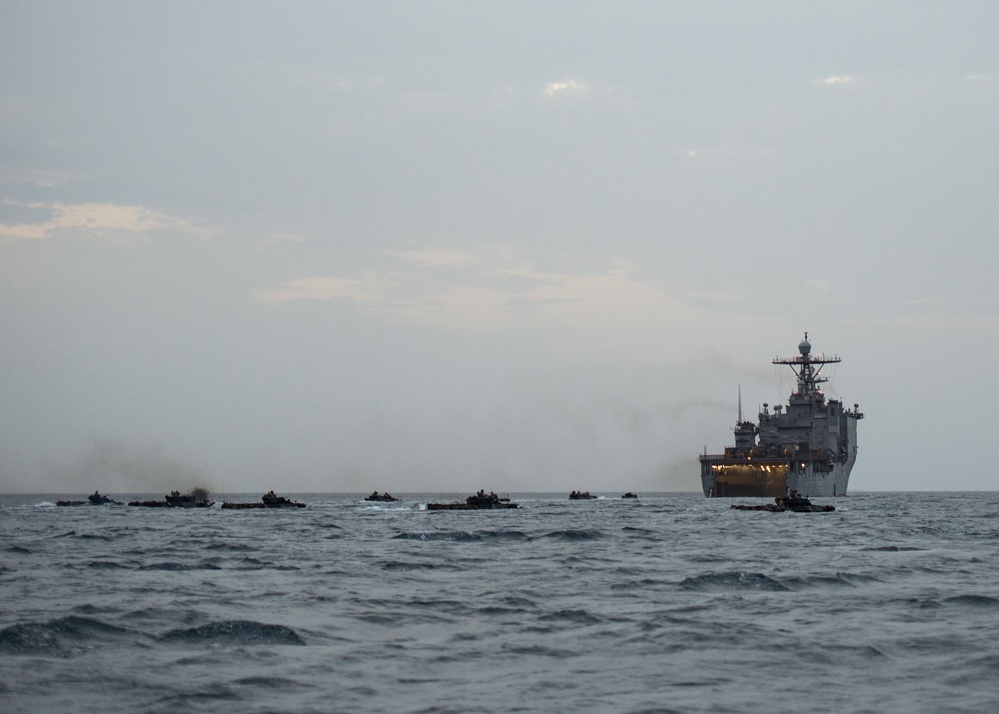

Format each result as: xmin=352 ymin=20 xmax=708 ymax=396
xmin=773 ymin=332 xmax=841 ymax=399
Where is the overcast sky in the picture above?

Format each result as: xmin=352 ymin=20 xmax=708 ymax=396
xmin=2 ymin=2 xmax=997 ymax=494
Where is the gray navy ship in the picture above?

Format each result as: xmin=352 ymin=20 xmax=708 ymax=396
xmin=700 ymin=334 xmax=863 ymax=498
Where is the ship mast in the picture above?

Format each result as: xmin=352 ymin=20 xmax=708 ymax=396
xmin=773 ymin=332 xmax=841 ymax=399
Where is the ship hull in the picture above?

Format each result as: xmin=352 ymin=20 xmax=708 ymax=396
xmin=700 ymin=459 xmax=852 ymax=498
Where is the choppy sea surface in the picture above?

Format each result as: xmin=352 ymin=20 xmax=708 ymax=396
xmin=2 ymin=491 xmax=998 ymax=713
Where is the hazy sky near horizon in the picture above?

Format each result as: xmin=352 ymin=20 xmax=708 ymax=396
xmin=2 ymin=2 xmax=997 ymax=494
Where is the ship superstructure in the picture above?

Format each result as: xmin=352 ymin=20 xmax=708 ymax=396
xmin=699 ymin=334 xmax=863 ymax=497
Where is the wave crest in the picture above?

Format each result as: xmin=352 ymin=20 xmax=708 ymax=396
xmin=679 ymin=571 xmax=790 ymax=592
xmin=158 ymin=620 xmax=306 ymax=646
xmin=0 ymin=615 xmax=137 ymax=656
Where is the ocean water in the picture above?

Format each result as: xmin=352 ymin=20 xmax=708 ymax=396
xmin=1 ymin=491 xmax=998 ymax=713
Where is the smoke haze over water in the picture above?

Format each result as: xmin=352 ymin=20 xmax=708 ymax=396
xmin=37 ymin=440 xmax=210 ymax=495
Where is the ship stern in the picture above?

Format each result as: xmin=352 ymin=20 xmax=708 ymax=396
xmin=700 ymin=456 xmax=788 ymax=497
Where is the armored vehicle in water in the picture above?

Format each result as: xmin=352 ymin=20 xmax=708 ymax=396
xmin=426 ymin=491 xmax=519 ymax=510
xmin=700 ymin=334 xmax=863 ymax=498
xmin=221 ymin=492 xmax=306 ymax=509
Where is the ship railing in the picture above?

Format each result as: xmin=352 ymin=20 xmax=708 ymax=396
xmin=773 ymin=354 xmax=842 ymax=364
xmin=699 ymin=454 xmax=791 ymax=463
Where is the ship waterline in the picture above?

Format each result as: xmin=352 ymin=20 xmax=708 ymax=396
xmin=700 ymin=334 xmax=862 ymax=498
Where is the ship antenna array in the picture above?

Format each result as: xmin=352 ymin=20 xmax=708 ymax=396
xmin=773 ymin=333 xmax=841 ymax=397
